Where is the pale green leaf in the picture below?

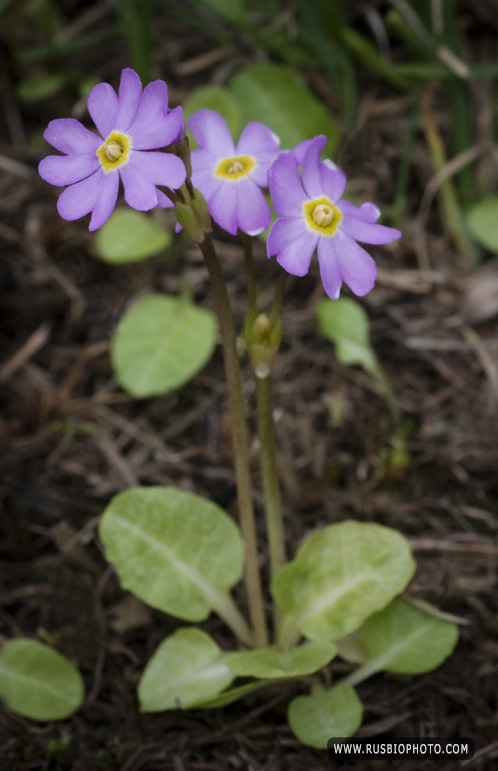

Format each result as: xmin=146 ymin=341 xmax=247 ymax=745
xmin=138 ymin=628 xmax=235 ymax=711
xmin=362 ymin=598 xmax=459 ymax=675
xmin=99 ymin=487 xmax=245 ymax=625
xmin=317 ymin=297 xmax=377 ymax=371
xmin=0 ymin=639 xmax=84 ymax=721
xmin=335 ymin=629 xmax=370 ymax=665
xmin=111 ymin=294 xmax=217 ymax=398
xmin=288 ymin=683 xmax=362 ymax=749
xmin=317 ymin=297 xmax=397 ymax=414
xmin=95 ymin=209 xmax=171 ymax=264
xmin=226 ymin=641 xmax=336 ymax=679
xmin=18 ymin=73 xmax=66 ymax=101
xmin=191 ymin=679 xmax=275 ymax=708
xmin=230 ymin=62 xmax=340 ymax=155
xmin=183 ymin=86 xmax=241 ymax=149
xmin=467 ymin=196 xmax=498 ymax=253
xmin=272 ymin=520 xmax=415 ymax=647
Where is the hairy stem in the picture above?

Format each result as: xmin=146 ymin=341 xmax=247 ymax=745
xmin=199 ymin=234 xmax=268 ymax=648
xmin=255 ymin=373 xmax=285 ymax=581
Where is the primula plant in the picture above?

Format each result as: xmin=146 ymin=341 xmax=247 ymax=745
xmin=0 ymin=68 xmax=459 ymax=746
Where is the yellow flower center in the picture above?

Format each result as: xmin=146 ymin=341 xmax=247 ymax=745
xmin=214 ymin=155 xmax=256 ymax=181
xmin=97 ymin=131 xmax=131 ymax=172
xmin=303 ymin=196 xmax=342 ymax=237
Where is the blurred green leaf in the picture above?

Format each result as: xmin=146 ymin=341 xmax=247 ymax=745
xmin=288 ymin=683 xmax=362 ymax=749
xmin=116 ymin=0 xmax=153 ymax=82
xmin=362 ymin=598 xmax=459 ymax=675
xmin=183 ymin=86 xmax=242 ymax=148
xmin=139 ymin=628 xmax=235 ymax=711
xmin=17 ymin=73 xmax=67 ymax=101
xmin=0 ymin=639 xmax=84 ymax=721
xmin=191 ymin=679 xmax=274 ymax=708
xmin=272 ymin=520 xmax=415 ymax=648
xmin=226 ymin=641 xmax=337 ymax=679
xmin=19 ymin=28 xmax=117 ymax=64
xmin=95 ymin=209 xmax=171 ymax=265
xmin=111 ymin=294 xmax=216 ymax=398
xmin=467 ymin=196 xmax=498 ymax=253
xmin=230 ymin=62 xmax=340 ymax=155
xmin=99 ymin=486 xmax=247 ymax=631
xmin=198 ymin=0 xmax=246 ymax=23
xmin=317 ymin=297 xmax=398 ymax=415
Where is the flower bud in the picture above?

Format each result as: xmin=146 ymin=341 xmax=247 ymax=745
xmin=245 ymin=313 xmax=282 ymax=378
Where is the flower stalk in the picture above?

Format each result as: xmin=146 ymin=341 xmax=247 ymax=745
xmin=198 ymin=233 xmax=268 ymax=649
xmin=255 ymin=371 xmax=285 ymax=582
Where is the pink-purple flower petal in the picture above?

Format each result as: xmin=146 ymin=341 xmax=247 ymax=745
xmin=188 ymin=109 xmax=236 ymax=157
xmin=236 ymin=122 xmax=280 ymax=167
xmin=191 ymin=148 xmax=219 ymax=176
xmin=87 ymin=83 xmax=118 ymax=139
xmin=132 ymin=150 xmax=186 ymax=190
xmin=119 ymin=161 xmax=158 ymax=211
xmin=235 ymin=180 xmax=272 ymax=236
xmin=267 ymin=153 xmax=308 ymax=217
xmin=208 ymin=181 xmax=240 ymax=235
xmin=191 ymin=165 xmax=224 ymax=200
xmin=128 ymin=82 xmax=182 ymax=150
xmin=339 ymin=200 xmax=381 ymax=223
xmin=267 ymin=217 xmax=317 ymax=276
xmin=339 ymin=208 xmax=402 ymax=244
xmin=89 ymin=172 xmax=120 ymax=231
xmin=56 ymin=169 xmax=102 ymax=221
xmin=115 ymin=68 xmax=142 ymax=132
xmin=301 ymin=135 xmax=327 ymax=198
xmin=289 ymin=138 xmax=313 ymax=165
xmin=320 ymin=159 xmax=346 ymax=203
xmin=38 ymin=152 xmax=99 ymax=187
xmin=317 ymin=238 xmax=343 ymax=300
xmin=43 ymin=118 xmax=101 ymax=155
xmin=333 ymin=230 xmax=378 ymax=296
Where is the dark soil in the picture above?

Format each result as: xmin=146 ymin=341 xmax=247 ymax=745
xmin=1 ymin=4 xmax=498 ymax=770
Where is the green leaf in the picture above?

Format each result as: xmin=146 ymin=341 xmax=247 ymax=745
xmin=138 ymin=628 xmax=235 ymax=711
xmin=183 ymin=86 xmax=241 ymax=149
xmin=198 ymin=0 xmax=246 ymax=24
xmin=272 ymin=520 xmax=415 ymax=647
xmin=226 ymin=641 xmax=337 ymax=679
xmin=111 ymin=294 xmax=217 ymax=398
xmin=230 ymin=62 xmax=340 ymax=155
xmin=467 ymin=196 xmax=498 ymax=253
xmin=17 ymin=73 xmax=67 ymax=101
xmin=0 ymin=639 xmax=84 ymax=721
xmin=191 ymin=679 xmax=275 ymax=708
xmin=362 ymin=598 xmax=459 ymax=675
xmin=99 ymin=486 xmax=247 ymax=631
xmin=95 ymin=209 xmax=171 ymax=264
xmin=288 ymin=683 xmax=362 ymax=749
xmin=335 ymin=629 xmax=369 ymax=665
xmin=317 ymin=297 xmax=397 ymax=415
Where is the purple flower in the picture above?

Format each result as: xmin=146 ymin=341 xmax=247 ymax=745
xmin=267 ymin=135 xmax=401 ymax=299
xmin=39 ymin=68 xmax=186 ymax=231
xmin=188 ymin=109 xmax=280 ymax=236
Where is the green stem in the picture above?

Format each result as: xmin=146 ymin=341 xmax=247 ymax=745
xmin=241 ymin=232 xmax=257 ymax=315
xmin=198 ymin=234 xmax=268 ymax=648
xmin=255 ymin=373 xmax=286 ymax=584
xmin=340 ymin=658 xmax=383 ymax=688
xmin=212 ymin=593 xmax=255 ymax=648
xmin=271 ymin=271 xmax=288 ymax=325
